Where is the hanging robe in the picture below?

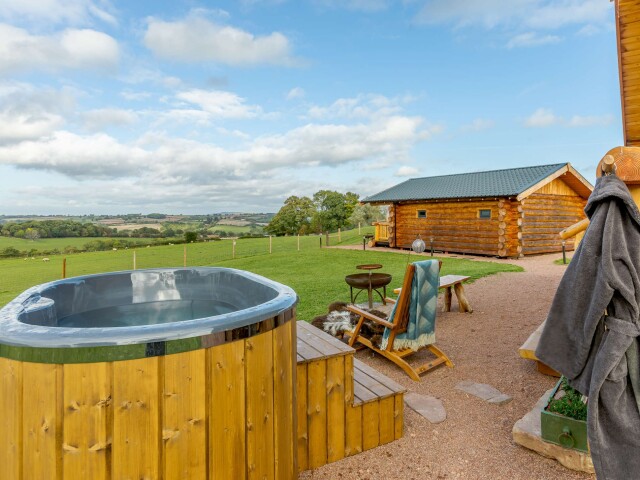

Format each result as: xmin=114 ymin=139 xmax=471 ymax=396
xmin=536 ymin=174 xmax=640 ymax=480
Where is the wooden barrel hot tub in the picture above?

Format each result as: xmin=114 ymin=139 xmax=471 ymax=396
xmin=0 ymin=267 xmax=297 ymax=480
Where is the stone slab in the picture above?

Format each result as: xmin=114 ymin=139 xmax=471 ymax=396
xmin=512 ymin=388 xmax=594 ymax=474
xmin=455 ymin=380 xmax=513 ymax=405
xmin=404 ymin=392 xmax=446 ymax=424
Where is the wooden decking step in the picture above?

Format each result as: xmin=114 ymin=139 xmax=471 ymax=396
xmin=295 ymin=321 xmax=406 ymax=472
xmin=353 ymin=358 xmax=406 ymax=405
xmin=296 ymin=319 xmax=354 ymax=364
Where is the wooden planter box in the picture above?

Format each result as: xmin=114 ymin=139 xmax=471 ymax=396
xmin=540 ymin=379 xmax=588 ymax=453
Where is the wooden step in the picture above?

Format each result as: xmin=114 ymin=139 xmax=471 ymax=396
xmin=353 ymin=358 xmax=406 ymax=405
xmin=296 ymin=319 xmax=354 ymax=363
xmin=296 ymin=321 xmax=406 ymax=472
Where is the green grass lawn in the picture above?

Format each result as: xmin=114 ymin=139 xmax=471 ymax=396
xmin=0 ymin=227 xmax=522 ymax=320
xmin=0 ymin=236 xmax=165 ymax=251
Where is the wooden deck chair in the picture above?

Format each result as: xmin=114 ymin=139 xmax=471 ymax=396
xmin=345 ymin=260 xmax=453 ymax=381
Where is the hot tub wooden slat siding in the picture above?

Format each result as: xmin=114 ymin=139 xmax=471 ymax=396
xmin=209 ymin=339 xmax=246 ymax=480
xmin=62 ymin=362 xmax=111 ymax=479
xmin=0 ymin=358 xmax=23 ymax=480
xmin=0 ymin=319 xmax=297 ymax=480
xmin=295 ymin=321 xmax=407 ymax=473
xmin=113 ymin=356 xmax=161 ymax=479
xmin=163 ymin=349 xmax=206 ymax=479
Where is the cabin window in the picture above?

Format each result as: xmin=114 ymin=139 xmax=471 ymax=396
xmin=417 ymin=210 xmax=427 ymax=219
xmin=478 ymin=209 xmax=492 ymax=219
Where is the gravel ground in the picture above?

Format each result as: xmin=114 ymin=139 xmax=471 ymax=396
xmin=300 ymin=251 xmax=593 ymax=480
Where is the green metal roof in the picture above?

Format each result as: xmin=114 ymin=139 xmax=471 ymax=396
xmin=364 ymin=163 xmax=569 ymax=203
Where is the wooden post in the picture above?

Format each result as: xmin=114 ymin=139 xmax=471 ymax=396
xmin=358 ymin=222 xmax=361 ymax=234
xmin=269 ymin=236 xmax=272 ymax=254
xmin=297 ymin=234 xmax=300 ymax=251
xmin=62 ymin=257 xmax=66 ymax=279
xmin=183 ymin=245 xmax=187 ymax=267
xmin=338 ymin=228 xmax=341 ymax=242
xmin=233 ymin=240 xmax=236 ymax=259
xmin=133 ymin=250 xmax=136 ymax=270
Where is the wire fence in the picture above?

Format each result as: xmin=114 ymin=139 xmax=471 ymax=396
xmin=0 ymin=227 xmax=374 ymax=307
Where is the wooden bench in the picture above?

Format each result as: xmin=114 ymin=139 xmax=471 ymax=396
xmin=518 ymin=320 xmax=560 ymax=377
xmin=394 ymin=274 xmax=473 ymax=313
xmin=296 ymin=321 xmax=406 ymax=471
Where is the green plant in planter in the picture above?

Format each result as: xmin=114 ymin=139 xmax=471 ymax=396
xmin=541 ymin=377 xmax=589 ymax=452
xmin=547 ymin=377 xmax=587 ymax=421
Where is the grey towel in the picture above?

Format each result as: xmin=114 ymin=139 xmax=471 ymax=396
xmin=536 ymin=175 xmax=640 ymax=480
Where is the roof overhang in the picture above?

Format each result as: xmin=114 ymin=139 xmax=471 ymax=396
xmin=516 ymin=163 xmax=593 ymax=201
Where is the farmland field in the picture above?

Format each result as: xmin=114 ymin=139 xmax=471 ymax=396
xmin=0 ymin=227 xmax=522 ymax=320
xmin=0 ymin=236 xmax=165 ymax=251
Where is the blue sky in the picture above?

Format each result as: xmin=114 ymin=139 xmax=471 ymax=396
xmin=0 ymin=0 xmax=621 ymax=214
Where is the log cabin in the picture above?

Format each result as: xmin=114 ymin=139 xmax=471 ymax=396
xmin=365 ymin=163 xmax=593 ymax=257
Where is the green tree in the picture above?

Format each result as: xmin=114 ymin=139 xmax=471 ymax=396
xmin=184 ymin=231 xmax=198 ymax=242
xmin=311 ymin=190 xmax=359 ymax=233
xmin=265 ymin=196 xmax=315 ymax=236
xmin=348 ymin=203 xmax=385 ymax=227
xmin=24 ymin=228 xmax=40 ymax=241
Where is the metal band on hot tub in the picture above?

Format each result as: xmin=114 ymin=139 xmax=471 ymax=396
xmin=0 ymin=306 xmax=296 ymax=363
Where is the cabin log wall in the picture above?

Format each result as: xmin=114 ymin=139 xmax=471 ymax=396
xmin=388 ymin=178 xmax=588 ymax=257
xmin=394 ymin=199 xmax=502 ymax=256
xmin=520 ymin=193 xmax=586 ymax=255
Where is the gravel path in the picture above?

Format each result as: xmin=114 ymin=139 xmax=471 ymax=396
xmin=300 ymin=252 xmax=593 ymax=480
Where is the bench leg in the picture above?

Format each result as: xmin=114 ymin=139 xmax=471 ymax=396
xmin=443 ymin=287 xmax=452 ymax=312
xmin=453 ymin=283 xmax=473 ymax=313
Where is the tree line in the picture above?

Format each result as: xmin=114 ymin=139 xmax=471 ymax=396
xmin=265 ymin=190 xmax=384 ymax=236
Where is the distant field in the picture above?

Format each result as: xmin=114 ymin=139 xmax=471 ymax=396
xmin=209 ymin=225 xmax=253 ymax=233
xmin=0 ymin=226 xmax=523 ymax=320
xmin=0 ymin=236 xmax=164 ymax=251
xmin=112 ymin=223 xmax=163 ymax=231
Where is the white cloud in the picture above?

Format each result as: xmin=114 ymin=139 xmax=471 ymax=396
xmin=0 ymin=24 xmax=119 ymax=73
xmin=460 ymin=118 xmax=495 ymax=132
xmin=524 ymin=108 xmax=561 ymax=127
xmin=286 ymin=87 xmax=306 ymax=100
xmin=120 ymin=90 xmax=152 ymax=101
xmin=144 ymin=15 xmax=294 ymax=66
xmin=314 ymin=0 xmax=390 ymax=12
xmin=524 ymin=109 xmax=614 ymax=128
xmin=0 ymin=131 xmax=147 ymax=178
xmin=0 ymin=82 xmax=76 ymax=143
xmin=415 ymin=0 xmax=611 ymax=31
xmin=395 ymin=166 xmax=419 ymax=177
xmin=176 ymin=89 xmax=263 ymax=119
xmin=307 ymin=93 xmax=416 ymax=120
xmin=0 ymin=0 xmax=117 ymax=26
xmin=0 ymin=112 xmax=64 ymax=144
xmin=567 ymin=114 xmax=614 ymax=127
xmin=507 ymin=32 xmax=561 ymax=49
xmin=576 ymin=24 xmax=600 ymax=37
xmin=82 ymin=108 xmax=138 ymax=131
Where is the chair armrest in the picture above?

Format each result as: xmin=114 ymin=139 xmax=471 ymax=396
xmin=346 ymin=305 xmax=394 ymax=329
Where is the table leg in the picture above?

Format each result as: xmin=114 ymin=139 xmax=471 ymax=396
xmin=453 ymin=283 xmax=473 ymax=313
xmin=382 ymin=285 xmax=386 ymax=305
xmin=444 ymin=287 xmax=452 ymax=312
xmin=350 ymin=286 xmax=354 ymax=303
xmin=367 ymin=284 xmax=373 ymax=309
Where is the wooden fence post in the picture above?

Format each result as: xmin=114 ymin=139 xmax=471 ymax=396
xmin=233 ymin=239 xmax=236 ymax=259
xmin=338 ymin=228 xmax=341 ymax=242
xmin=133 ymin=250 xmax=136 ymax=270
xmin=297 ymin=234 xmax=300 ymax=251
xmin=62 ymin=257 xmax=66 ymax=279
xmin=269 ymin=235 xmax=272 ymax=254
xmin=358 ymin=222 xmax=361 ymax=234
xmin=183 ymin=245 xmax=187 ymax=267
